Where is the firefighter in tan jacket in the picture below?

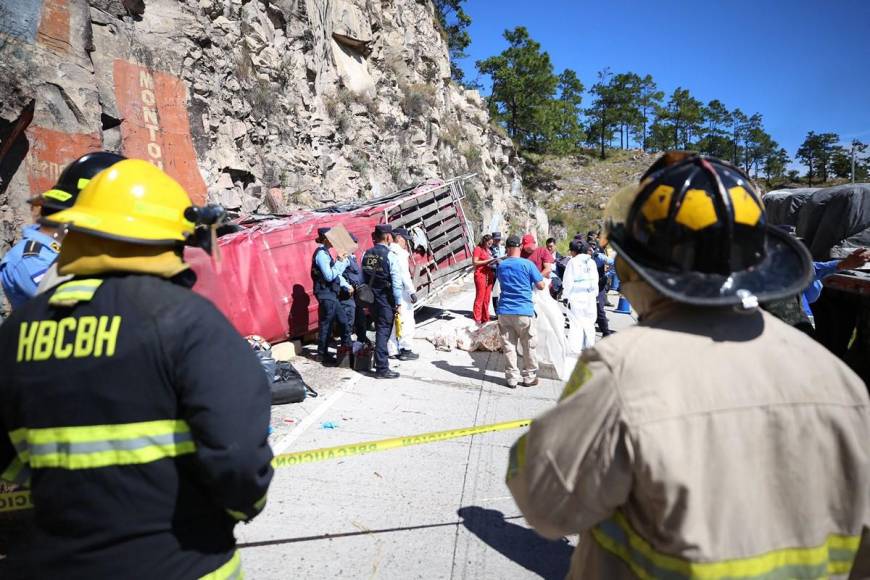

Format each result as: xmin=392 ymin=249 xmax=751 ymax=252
xmin=507 ymin=154 xmax=870 ymax=579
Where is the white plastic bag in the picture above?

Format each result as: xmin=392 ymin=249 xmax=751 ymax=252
xmin=529 ymin=289 xmax=576 ymax=380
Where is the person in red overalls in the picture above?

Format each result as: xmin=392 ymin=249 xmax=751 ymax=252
xmin=472 ymin=234 xmax=497 ymax=324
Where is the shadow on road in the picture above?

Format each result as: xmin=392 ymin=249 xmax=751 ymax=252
xmin=431 ymin=352 xmax=514 ymax=389
xmin=457 ymin=506 xmax=572 ymax=579
xmin=415 ymin=305 xmax=474 ymax=325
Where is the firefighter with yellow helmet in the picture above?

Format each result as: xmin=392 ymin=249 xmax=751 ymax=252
xmin=0 ymin=159 xmax=273 ymax=578
xmin=507 ymin=154 xmax=870 ymax=578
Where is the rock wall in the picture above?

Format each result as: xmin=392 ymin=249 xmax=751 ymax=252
xmin=0 ymin=0 xmax=547 ymax=257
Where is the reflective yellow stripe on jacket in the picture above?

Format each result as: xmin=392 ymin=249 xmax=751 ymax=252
xmin=9 ymin=419 xmax=196 ymax=470
xmin=592 ymin=511 xmax=861 ymax=579
xmin=199 ymin=551 xmax=242 ymax=580
xmin=48 ymin=278 xmax=104 ymax=306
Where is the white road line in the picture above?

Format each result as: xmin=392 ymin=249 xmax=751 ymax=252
xmin=270 ymin=377 xmax=356 ymax=455
xmin=478 ymin=495 xmax=513 ymax=503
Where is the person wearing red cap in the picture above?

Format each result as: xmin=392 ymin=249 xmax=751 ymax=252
xmin=520 ymin=234 xmax=554 ymax=279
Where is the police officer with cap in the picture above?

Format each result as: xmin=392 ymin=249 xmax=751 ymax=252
xmin=362 ymin=223 xmax=403 ymax=379
xmin=311 ymin=226 xmax=353 ymax=364
xmin=340 ymin=232 xmax=368 ymax=343
xmin=507 ymin=154 xmax=870 ymax=578
xmin=1 ymin=151 xmax=125 ymax=310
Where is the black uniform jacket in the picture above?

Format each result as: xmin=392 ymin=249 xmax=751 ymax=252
xmin=0 ymin=272 xmax=273 ymax=579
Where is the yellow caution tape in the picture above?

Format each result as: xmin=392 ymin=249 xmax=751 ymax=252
xmin=0 ymin=490 xmax=34 ymax=514
xmin=271 ymin=418 xmax=531 ymax=468
xmin=0 ymin=418 xmax=531 ymax=514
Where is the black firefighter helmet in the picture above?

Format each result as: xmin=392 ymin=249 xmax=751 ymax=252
xmin=33 ymin=151 xmax=127 ymax=217
xmin=605 ymin=154 xmax=812 ymax=307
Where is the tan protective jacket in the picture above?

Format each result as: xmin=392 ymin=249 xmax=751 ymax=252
xmin=507 ymin=288 xmax=870 ymax=579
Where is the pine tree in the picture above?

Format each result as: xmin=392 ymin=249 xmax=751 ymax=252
xmin=740 ymin=114 xmax=775 ymax=176
xmin=476 ymin=27 xmax=558 ymax=150
xmin=796 ymin=131 xmax=839 ymax=185
xmin=539 ymin=69 xmax=585 ymax=154
xmin=729 ymin=109 xmax=748 ymax=166
xmin=763 ymin=147 xmax=791 ymax=185
xmin=586 ymin=68 xmax=619 ymax=159
xmin=476 ymin=27 xmax=582 ymax=154
xmin=635 ymin=75 xmax=662 ymax=151
xmin=698 ymin=99 xmax=732 ymax=159
xmin=830 ymin=146 xmax=852 ymax=180
xmin=433 ymin=1 xmax=472 ymax=83
xmin=659 ymin=88 xmax=704 ymax=150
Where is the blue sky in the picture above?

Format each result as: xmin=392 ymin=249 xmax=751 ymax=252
xmin=456 ymin=0 xmax=870 ymax=165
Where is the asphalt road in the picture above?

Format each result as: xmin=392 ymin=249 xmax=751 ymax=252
xmin=240 ymin=283 xmax=636 ymax=579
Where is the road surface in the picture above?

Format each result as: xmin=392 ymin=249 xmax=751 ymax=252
xmin=240 ymin=282 xmax=636 ymax=579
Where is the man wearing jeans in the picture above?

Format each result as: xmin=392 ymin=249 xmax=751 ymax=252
xmin=497 ymin=235 xmax=546 ymax=388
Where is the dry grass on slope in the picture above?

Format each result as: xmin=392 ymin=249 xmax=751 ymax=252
xmin=525 ymin=149 xmax=656 ymax=248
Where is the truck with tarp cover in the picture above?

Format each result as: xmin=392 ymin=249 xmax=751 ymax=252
xmin=764 ymin=183 xmax=870 ymax=385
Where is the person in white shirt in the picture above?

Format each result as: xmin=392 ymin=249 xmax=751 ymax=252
xmin=562 ymin=239 xmax=599 ymax=351
xmin=388 ymin=227 xmax=419 ymax=360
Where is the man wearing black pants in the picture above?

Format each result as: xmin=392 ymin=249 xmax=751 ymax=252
xmin=340 ymin=233 xmax=369 ymax=344
xmin=592 ymin=243 xmax=613 ymax=337
xmin=311 ymin=227 xmax=352 ymax=364
xmin=362 ymin=224 xmax=403 ymax=379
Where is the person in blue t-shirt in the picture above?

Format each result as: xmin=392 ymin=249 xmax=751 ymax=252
xmin=496 ymin=235 xmax=546 ymax=388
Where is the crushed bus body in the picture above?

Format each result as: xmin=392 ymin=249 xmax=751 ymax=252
xmin=187 ymin=176 xmax=476 ymax=342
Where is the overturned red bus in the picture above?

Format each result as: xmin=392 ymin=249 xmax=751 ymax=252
xmin=187 ymin=177 xmax=476 ymax=343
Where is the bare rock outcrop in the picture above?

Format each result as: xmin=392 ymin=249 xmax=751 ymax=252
xmin=0 ymin=0 xmax=546 ymax=258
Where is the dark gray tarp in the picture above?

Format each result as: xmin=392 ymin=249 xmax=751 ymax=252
xmin=763 ymin=188 xmax=819 ymax=226
xmin=795 ymin=184 xmax=870 ymax=259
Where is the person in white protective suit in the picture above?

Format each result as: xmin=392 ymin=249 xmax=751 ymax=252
xmin=561 ymin=238 xmax=599 ymax=351
xmin=388 ymin=227 xmax=419 ymax=360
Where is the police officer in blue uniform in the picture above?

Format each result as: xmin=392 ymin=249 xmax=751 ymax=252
xmin=311 ymin=227 xmax=352 ymax=364
xmin=1 ymin=151 xmax=125 ymax=311
xmin=340 ymin=233 xmax=368 ymax=343
xmin=0 ymin=223 xmax=60 ymax=310
xmin=591 ymin=241 xmax=614 ymax=336
xmin=362 ymin=224 xmax=403 ymax=379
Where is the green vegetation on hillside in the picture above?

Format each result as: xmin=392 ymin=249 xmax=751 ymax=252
xmin=430 ymin=8 xmax=870 ymax=191
xmin=473 ymin=26 xmax=870 ymax=187
xmin=796 ymin=132 xmax=869 ymax=185
xmin=476 ymin=27 xmax=584 ymax=155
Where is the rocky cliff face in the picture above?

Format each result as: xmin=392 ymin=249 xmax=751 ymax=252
xmin=0 ymin=0 xmax=546 ymax=256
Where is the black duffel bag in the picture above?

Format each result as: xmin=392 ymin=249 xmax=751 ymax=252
xmin=254 ymin=351 xmax=317 ymax=405
xmin=270 ymin=361 xmax=317 ymax=405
